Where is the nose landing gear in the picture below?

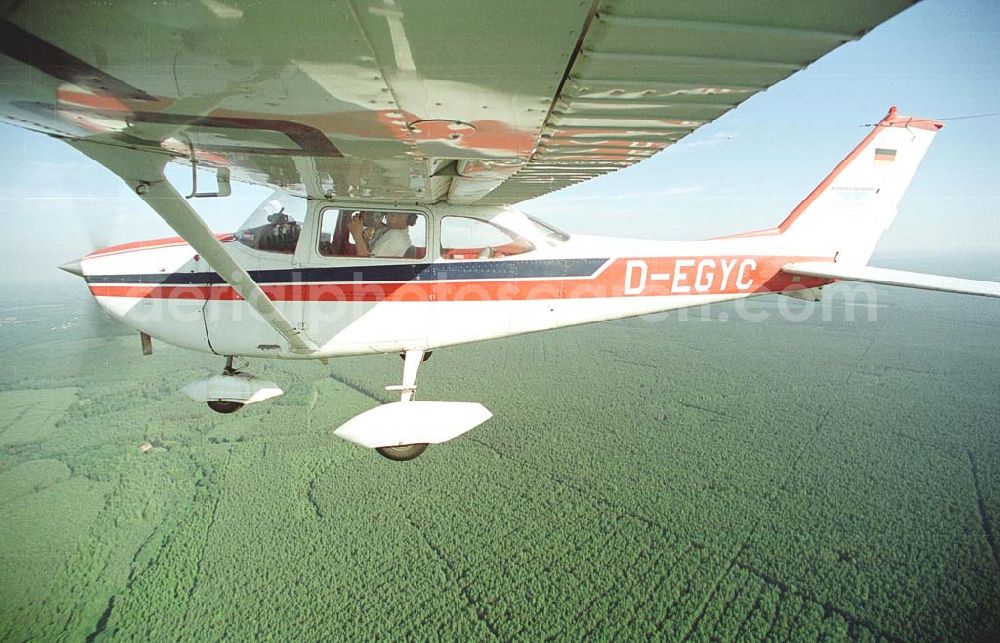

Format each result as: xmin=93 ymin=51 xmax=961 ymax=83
xmin=181 ymin=356 xmax=284 ymax=413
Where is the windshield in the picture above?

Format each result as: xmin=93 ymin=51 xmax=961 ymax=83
xmin=527 ymin=215 xmax=570 ymax=245
xmin=235 ymin=192 xmax=306 ymax=254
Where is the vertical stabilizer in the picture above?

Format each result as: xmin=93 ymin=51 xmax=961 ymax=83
xmin=778 ymin=107 xmax=942 ymax=265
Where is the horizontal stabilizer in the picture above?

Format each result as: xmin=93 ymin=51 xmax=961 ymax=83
xmin=782 ymin=286 xmax=823 ymax=302
xmin=783 ymin=262 xmax=1000 ymax=298
xmin=334 ymin=401 xmax=492 ymax=449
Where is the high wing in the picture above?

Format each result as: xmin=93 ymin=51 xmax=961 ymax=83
xmin=0 ymin=1 xmax=913 ymax=205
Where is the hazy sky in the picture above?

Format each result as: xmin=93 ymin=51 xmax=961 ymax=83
xmin=1 ymin=0 xmax=998 ymax=283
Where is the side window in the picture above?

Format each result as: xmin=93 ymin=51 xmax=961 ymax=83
xmin=318 ymin=209 xmax=426 ymax=259
xmin=440 ymin=216 xmax=534 ymax=260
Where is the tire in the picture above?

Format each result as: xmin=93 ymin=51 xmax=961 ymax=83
xmin=376 ymin=443 xmax=429 ymax=461
xmin=207 ymin=400 xmax=244 ymax=414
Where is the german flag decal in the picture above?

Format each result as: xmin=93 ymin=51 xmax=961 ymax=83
xmin=874 ymin=147 xmax=896 ymax=163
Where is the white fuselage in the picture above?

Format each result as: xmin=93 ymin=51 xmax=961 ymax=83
xmin=79 ymin=203 xmax=830 ymax=359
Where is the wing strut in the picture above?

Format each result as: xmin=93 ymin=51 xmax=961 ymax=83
xmin=69 ymin=140 xmax=318 ymax=354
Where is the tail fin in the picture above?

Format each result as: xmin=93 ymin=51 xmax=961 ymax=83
xmin=778 ymin=107 xmax=943 ymax=265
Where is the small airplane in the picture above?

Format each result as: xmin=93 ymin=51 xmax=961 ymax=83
xmin=2 ymin=2 xmax=997 ymax=460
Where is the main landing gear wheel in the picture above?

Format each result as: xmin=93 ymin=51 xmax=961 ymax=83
xmin=376 ymin=443 xmax=428 ymax=461
xmin=370 ymin=350 xmax=431 ymax=461
xmin=207 ymin=400 xmax=244 ymax=414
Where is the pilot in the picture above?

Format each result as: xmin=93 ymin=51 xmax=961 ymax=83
xmin=349 ymin=212 xmax=415 ymax=257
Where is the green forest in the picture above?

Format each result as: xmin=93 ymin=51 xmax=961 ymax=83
xmin=0 ymin=275 xmax=998 ymax=641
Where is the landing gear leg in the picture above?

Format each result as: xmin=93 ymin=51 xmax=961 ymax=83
xmin=376 ymin=349 xmax=429 ymax=461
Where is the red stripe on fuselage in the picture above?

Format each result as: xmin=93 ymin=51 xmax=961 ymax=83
xmin=89 ymin=255 xmax=830 ymax=302
xmin=87 ymin=234 xmax=235 ymax=258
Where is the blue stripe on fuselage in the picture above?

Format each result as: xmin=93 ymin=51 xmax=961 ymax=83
xmin=84 ymin=258 xmax=610 ymax=285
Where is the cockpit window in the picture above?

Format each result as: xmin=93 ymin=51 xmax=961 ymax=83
xmin=440 ymin=216 xmax=534 ymax=260
xmin=236 ymin=192 xmax=305 ymax=254
xmin=527 ymin=215 xmax=570 ymax=245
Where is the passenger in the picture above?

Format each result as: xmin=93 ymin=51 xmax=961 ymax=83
xmin=349 ymin=212 xmax=415 ymax=257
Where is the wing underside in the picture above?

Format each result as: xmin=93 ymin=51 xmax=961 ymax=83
xmin=0 ymin=0 xmax=914 ymax=205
